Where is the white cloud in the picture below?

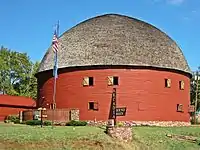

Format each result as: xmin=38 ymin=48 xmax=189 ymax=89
xmin=181 ymin=10 xmax=200 ymax=22
xmin=167 ymin=0 xmax=185 ymax=5
xmin=182 ymin=16 xmax=190 ymax=21
xmin=151 ymin=0 xmax=185 ymax=5
xmin=191 ymin=10 xmax=197 ymax=13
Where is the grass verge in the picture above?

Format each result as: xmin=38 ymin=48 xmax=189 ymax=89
xmin=0 ymin=123 xmax=200 ymax=150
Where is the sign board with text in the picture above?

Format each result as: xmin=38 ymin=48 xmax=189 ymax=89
xmin=112 ymin=88 xmax=116 ymax=119
xmin=116 ymin=107 xmax=126 ymax=116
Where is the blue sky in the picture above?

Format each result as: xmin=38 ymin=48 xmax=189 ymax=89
xmin=0 ymin=0 xmax=199 ymax=71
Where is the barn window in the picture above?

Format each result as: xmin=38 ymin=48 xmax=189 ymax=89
xmin=82 ymin=77 xmax=94 ymax=86
xmin=179 ymin=80 xmax=184 ymax=90
xmin=89 ymin=77 xmax=94 ymax=86
xmin=177 ymin=104 xmax=183 ymax=112
xmin=165 ymin=79 xmax=171 ymax=88
xmin=88 ymin=102 xmax=98 ymax=110
xmin=107 ymin=76 xmax=119 ymax=86
xmin=50 ymin=103 xmax=56 ymax=109
xmin=113 ymin=77 xmax=119 ymax=85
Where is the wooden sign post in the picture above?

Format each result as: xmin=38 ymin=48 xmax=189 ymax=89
xmin=112 ymin=88 xmax=117 ymax=125
xmin=110 ymin=88 xmax=127 ymax=126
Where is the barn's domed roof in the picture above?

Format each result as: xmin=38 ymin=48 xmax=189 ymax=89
xmin=38 ymin=14 xmax=191 ymax=74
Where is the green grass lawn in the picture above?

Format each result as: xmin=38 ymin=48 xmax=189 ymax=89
xmin=133 ymin=126 xmax=200 ymax=150
xmin=0 ymin=123 xmax=200 ymax=150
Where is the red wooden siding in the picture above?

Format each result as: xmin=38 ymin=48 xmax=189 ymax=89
xmin=0 ymin=95 xmax=36 ymax=121
xmin=0 ymin=107 xmax=32 ymax=121
xmin=37 ymin=68 xmax=190 ymax=122
xmin=22 ymin=109 xmax=70 ymax=122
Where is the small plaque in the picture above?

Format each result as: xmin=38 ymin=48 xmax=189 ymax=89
xmin=116 ymin=107 xmax=126 ymax=116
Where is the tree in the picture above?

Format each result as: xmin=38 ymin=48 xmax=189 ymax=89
xmin=0 ymin=46 xmax=39 ymax=100
xmin=0 ymin=47 xmax=11 ymax=94
xmin=190 ymin=68 xmax=200 ymax=112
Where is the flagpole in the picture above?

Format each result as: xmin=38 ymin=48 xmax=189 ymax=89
xmin=57 ymin=20 xmax=59 ymax=38
xmin=52 ymin=21 xmax=59 ymax=128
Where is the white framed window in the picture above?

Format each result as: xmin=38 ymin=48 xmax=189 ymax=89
xmin=88 ymin=102 xmax=98 ymax=111
xmin=82 ymin=77 xmax=94 ymax=86
xmin=179 ymin=80 xmax=184 ymax=90
xmin=165 ymin=79 xmax=171 ymax=88
xmin=107 ymin=76 xmax=119 ymax=86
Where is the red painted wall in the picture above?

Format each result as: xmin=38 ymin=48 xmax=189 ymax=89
xmin=37 ymin=68 xmax=190 ymax=122
xmin=0 ymin=107 xmax=32 ymax=121
xmin=0 ymin=95 xmax=36 ymax=121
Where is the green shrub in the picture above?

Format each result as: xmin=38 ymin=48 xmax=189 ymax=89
xmin=4 ymin=120 xmax=11 ymax=123
xmin=13 ymin=119 xmax=20 ymax=124
xmin=43 ymin=120 xmax=52 ymax=126
xmin=26 ymin=120 xmax=41 ymax=126
xmin=5 ymin=115 xmax=20 ymax=124
xmin=20 ymin=121 xmax=26 ymax=124
xmin=197 ymin=138 xmax=200 ymax=145
xmin=26 ymin=120 xmax=52 ymax=126
xmin=66 ymin=120 xmax=87 ymax=126
xmin=116 ymin=121 xmax=124 ymax=127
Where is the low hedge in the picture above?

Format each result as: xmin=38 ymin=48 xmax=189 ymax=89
xmin=43 ymin=120 xmax=52 ymax=126
xmin=66 ymin=120 xmax=87 ymax=126
xmin=26 ymin=120 xmax=41 ymax=126
xmin=26 ymin=120 xmax=52 ymax=126
xmin=5 ymin=115 xmax=20 ymax=124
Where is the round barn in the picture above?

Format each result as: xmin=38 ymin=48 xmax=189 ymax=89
xmin=36 ymin=14 xmax=191 ymax=125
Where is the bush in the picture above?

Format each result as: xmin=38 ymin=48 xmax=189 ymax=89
xmin=26 ymin=120 xmax=41 ymax=126
xmin=20 ymin=121 xmax=26 ymax=124
xmin=5 ymin=115 xmax=20 ymax=124
xmin=13 ymin=119 xmax=20 ymax=124
xmin=197 ymin=138 xmax=200 ymax=145
xmin=66 ymin=120 xmax=87 ymax=126
xmin=26 ymin=120 xmax=52 ymax=126
xmin=116 ymin=121 xmax=124 ymax=127
xmin=43 ymin=120 xmax=52 ymax=126
xmin=4 ymin=120 xmax=11 ymax=123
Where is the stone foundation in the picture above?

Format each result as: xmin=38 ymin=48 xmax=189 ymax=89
xmin=87 ymin=120 xmax=191 ymax=127
xmin=70 ymin=109 xmax=79 ymax=121
xmin=87 ymin=120 xmax=107 ymax=126
xmin=106 ymin=126 xmax=132 ymax=142
xmin=126 ymin=121 xmax=191 ymax=127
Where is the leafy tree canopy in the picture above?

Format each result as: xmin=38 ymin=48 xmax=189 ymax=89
xmin=190 ymin=67 xmax=200 ymax=111
xmin=0 ymin=46 xmax=39 ymax=100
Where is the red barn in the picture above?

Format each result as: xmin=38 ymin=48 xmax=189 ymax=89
xmin=0 ymin=95 xmax=36 ymax=121
xmin=36 ymin=14 xmax=191 ymax=126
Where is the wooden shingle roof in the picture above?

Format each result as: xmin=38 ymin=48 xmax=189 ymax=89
xmin=38 ymin=14 xmax=191 ymax=74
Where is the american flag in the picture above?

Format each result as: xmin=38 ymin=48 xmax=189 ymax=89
xmin=52 ymin=31 xmax=59 ymax=53
xmin=52 ymin=30 xmax=58 ymax=78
